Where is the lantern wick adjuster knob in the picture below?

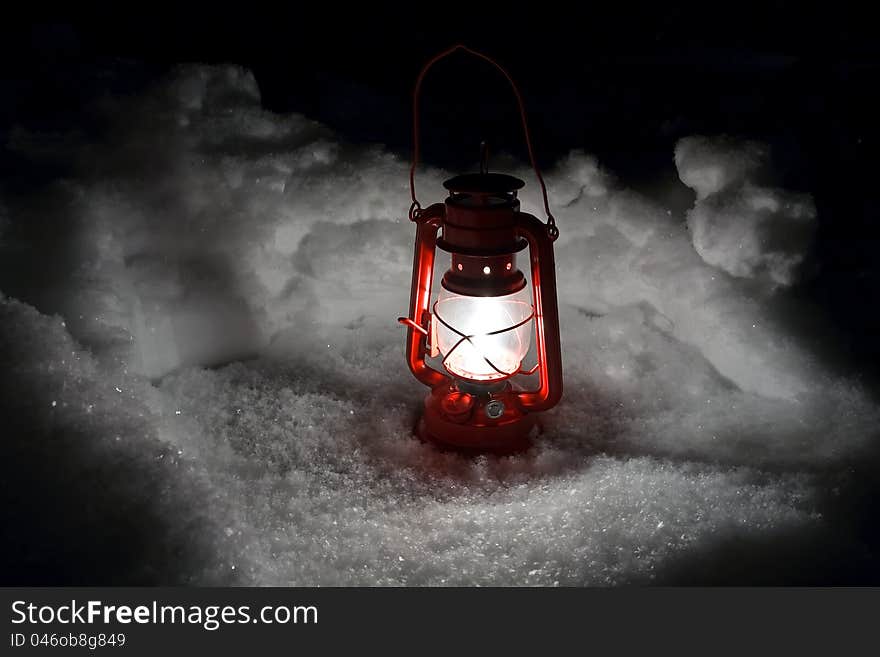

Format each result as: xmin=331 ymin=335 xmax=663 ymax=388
xmin=485 ymin=399 xmax=505 ymax=419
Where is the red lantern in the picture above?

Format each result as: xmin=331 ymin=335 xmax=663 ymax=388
xmin=399 ymin=46 xmax=563 ymax=453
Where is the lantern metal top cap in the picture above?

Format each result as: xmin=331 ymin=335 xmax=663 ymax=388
xmin=443 ymin=173 xmax=525 ymax=195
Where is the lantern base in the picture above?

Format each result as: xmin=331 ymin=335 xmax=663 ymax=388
xmin=417 ymin=382 xmax=537 ymax=454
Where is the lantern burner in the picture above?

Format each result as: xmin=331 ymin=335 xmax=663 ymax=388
xmin=454 ymin=378 xmax=508 ymax=396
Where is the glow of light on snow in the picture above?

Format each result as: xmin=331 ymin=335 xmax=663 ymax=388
xmin=0 ymin=65 xmax=876 ymax=585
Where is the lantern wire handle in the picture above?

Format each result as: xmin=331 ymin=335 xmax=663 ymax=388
xmin=409 ymin=44 xmax=559 ymax=241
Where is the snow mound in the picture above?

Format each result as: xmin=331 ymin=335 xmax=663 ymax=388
xmin=675 ymin=135 xmax=817 ymax=288
xmin=1 ymin=65 xmax=877 ymax=585
xmin=0 ymin=295 xmax=238 ymax=584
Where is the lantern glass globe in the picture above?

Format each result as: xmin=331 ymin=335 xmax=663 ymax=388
xmin=435 ymin=285 xmax=533 ymax=381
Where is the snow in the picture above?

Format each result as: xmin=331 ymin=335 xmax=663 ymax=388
xmin=1 ymin=64 xmax=877 ymax=584
xmin=675 ymin=135 xmax=817 ymax=288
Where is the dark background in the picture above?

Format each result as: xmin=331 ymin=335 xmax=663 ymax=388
xmin=1 ymin=6 xmax=877 ymax=375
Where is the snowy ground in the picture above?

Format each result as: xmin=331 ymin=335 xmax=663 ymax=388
xmin=2 ymin=65 xmax=879 ymax=585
